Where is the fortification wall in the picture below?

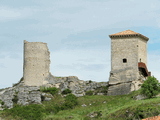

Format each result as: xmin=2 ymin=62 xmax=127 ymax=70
xmin=23 ymin=40 xmax=50 ymax=86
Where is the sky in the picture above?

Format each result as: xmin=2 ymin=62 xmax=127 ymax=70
xmin=0 ymin=0 xmax=160 ymax=88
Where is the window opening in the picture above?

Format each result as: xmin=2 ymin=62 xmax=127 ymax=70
xmin=123 ymin=58 xmax=127 ymax=63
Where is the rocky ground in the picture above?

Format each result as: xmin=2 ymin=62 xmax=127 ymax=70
xmin=0 ymin=75 xmax=108 ymax=109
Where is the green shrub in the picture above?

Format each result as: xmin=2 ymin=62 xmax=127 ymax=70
xmin=86 ymin=91 xmax=94 ymax=96
xmin=101 ymin=86 xmax=108 ymax=93
xmin=12 ymin=95 xmax=18 ymax=104
xmin=89 ymin=80 xmax=92 ymax=83
xmin=41 ymin=87 xmax=59 ymax=96
xmin=3 ymin=104 xmax=46 ymax=120
xmin=61 ymin=89 xmax=72 ymax=95
xmin=0 ymin=100 xmax=4 ymax=105
xmin=61 ymin=94 xmax=78 ymax=110
xmin=141 ymin=76 xmax=160 ymax=98
xmin=44 ymin=103 xmax=61 ymax=114
xmin=95 ymin=86 xmax=108 ymax=95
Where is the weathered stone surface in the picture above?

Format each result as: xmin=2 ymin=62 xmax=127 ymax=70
xmin=0 ymin=85 xmax=53 ymax=109
xmin=23 ymin=40 xmax=50 ymax=86
xmin=0 ymin=75 xmax=108 ymax=109
xmin=109 ymin=67 xmax=138 ymax=85
xmin=134 ymin=94 xmax=147 ymax=100
xmin=107 ymin=82 xmax=131 ymax=95
xmin=44 ymin=75 xmax=108 ymax=97
xmin=108 ymin=72 xmax=144 ymax=96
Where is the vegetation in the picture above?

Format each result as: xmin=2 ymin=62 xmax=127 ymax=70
xmin=95 ymin=85 xmax=108 ymax=95
xmin=141 ymin=76 xmax=160 ymax=98
xmin=12 ymin=95 xmax=18 ymax=104
xmin=61 ymin=94 xmax=78 ymax=110
xmin=85 ymin=90 xmax=94 ymax=96
xmin=0 ymin=100 xmax=4 ymax=105
xmin=40 ymin=87 xmax=59 ymax=96
xmin=1 ymin=94 xmax=78 ymax=120
xmin=2 ymin=104 xmax=46 ymax=120
xmin=1 ymin=89 xmax=160 ymax=120
xmin=61 ymin=89 xmax=72 ymax=95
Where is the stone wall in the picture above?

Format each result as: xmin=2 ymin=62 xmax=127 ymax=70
xmin=23 ymin=40 xmax=50 ymax=86
xmin=138 ymin=38 xmax=147 ymax=65
xmin=110 ymin=37 xmax=140 ymax=84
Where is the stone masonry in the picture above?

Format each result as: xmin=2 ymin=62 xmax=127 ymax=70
xmin=108 ymin=30 xmax=150 ymax=95
xmin=23 ymin=40 xmax=50 ymax=86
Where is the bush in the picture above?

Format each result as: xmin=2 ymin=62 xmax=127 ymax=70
xmin=61 ymin=89 xmax=72 ymax=95
xmin=86 ymin=91 xmax=94 ymax=96
xmin=44 ymin=103 xmax=61 ymax=114
xmin=0 ymin=100 xmax=4 ymax=105
xmin=41 ymin=87 xmax=59 ymax=96
xmin=3 ymin=104 xmax=46 ymax=120
xmin=61 ymin=94 xmax=78 ymax=110
xmin=141 ymin=76 xmax=160 ymax=98
xmin=12 ymin=95 xmax=18 ymax=104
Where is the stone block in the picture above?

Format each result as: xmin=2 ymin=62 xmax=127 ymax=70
xmin=107 ymin=83 xmax=131 ymax=95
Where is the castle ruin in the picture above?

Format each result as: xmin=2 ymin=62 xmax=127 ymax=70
xmin=23 ymin=40 xmax=50 ymax=86
xmin=108 ymin=30 xmax=150 ymax=95
xmin=22 ymin=30 xmax=151 ymax=95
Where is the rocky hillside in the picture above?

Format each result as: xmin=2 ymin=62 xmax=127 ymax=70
xmin=0 ymin=75 xmax=108 ymax=109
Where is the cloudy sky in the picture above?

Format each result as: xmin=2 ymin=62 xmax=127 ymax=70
xmin=0 ymin=0 xmax=160 ymax=88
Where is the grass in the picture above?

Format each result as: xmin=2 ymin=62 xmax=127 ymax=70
xmin=1 ymin=90 xmax=160 ymax=120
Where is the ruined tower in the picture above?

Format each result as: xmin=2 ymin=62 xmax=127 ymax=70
xmin=108 ymin=30 xmax=150 ymax=95
xmin=23 ymin=40 xmax=50 ymax=86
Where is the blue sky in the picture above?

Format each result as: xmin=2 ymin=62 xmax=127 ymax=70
xmin=0 ymin=0 xmax=160 ymax=88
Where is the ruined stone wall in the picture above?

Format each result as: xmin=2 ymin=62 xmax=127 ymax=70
xmin=23 ymin=40 xmax=50 ymax=86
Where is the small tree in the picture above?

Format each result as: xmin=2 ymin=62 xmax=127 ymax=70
xmin=141 ymin=76 xmax=160 ymax=98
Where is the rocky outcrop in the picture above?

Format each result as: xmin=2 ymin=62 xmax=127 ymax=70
xmin=108 ymin=68 xmax=145 ymax=95
xmin=44 ymin=74 xmax=108 ymax=97
xmin=0 ymin=75 xmax=108 ymax=109
xmin=0 ymin=84 xmax=53 ymax=109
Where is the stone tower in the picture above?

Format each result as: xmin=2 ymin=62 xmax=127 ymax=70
xmin=108 ymin=30 xmax=150 ymax=95
xmin=23 ymin=40 xmax=50 ymax=86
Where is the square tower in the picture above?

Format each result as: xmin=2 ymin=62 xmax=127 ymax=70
xmin=108 ymin=30 xmax=150 ymax=95
xmin=23 ymin=40 xmax=51 ymax=86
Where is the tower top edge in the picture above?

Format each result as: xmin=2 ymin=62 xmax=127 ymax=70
xmin=109 ymin=30 xmax=149 ymax=41
xmin=24 ymin=40 xmax=47 ymax=44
